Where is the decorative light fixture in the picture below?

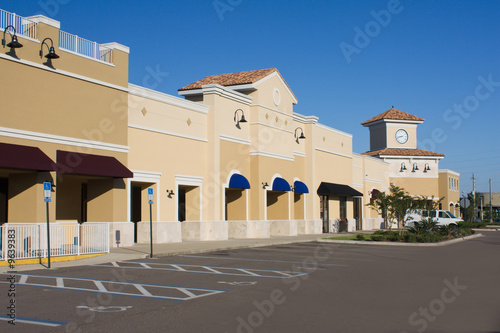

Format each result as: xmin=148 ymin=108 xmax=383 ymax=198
xmin=412 ymin=163 xmax=419 ymax=172
xmin=39 ymin=37 xmax=60 ymax=59
xmin=400 ymin=162 xmax=407 ymax=172
xmin=166 ymin=190 xmax=175 ymax=198
xmin=234 ymin=109 xmax=247 ymax=125
xmin=423 ymin=163 xmax=431 ymax=172
xmin=294 ymin=127 xmax=306 ymax=141
xmin=2 ymin=25 xmax=23 ymax=49
xmin=262 ymin=182 xmax=269 ymax=189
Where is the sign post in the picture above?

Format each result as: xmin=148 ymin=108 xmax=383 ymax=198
xmin=148 ymin=188 xmax=153 ymax=258
xmin=43 ymin=182 xmax=52 ymax=268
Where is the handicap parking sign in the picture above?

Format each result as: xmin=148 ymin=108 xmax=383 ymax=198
xmin=148 ymin=188 xmax=153 ymax=204
xmin=43 ymin=182 xmax=52 ymax=202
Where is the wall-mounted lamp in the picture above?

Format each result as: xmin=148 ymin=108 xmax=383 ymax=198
xmin=412 ymin=163 xmax=419 ymax=172
xmin=39 ymin=37 xmax=60 ymax=59
xmin=294 ymin=127 xmax=306 ymax=142
xmin=400 ymin=162 xmax=407 ymax=172
xmin=234 ymin=109 xmax=247 ymax=128
xmin=2 ymin=25 xmax=23 ymax=49
xmin=262 ymin=182 xmax=269 ymax=189
xmin=166 ymin=189 xmax=175 ymax=198
xmin=423 ymin=163 xmax=431 ymax=173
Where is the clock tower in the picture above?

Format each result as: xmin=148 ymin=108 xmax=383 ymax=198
xmin=361 ymin=107 xmax=424 ymax=151
xmin=361 ymin=107 xmax=447 ymax=199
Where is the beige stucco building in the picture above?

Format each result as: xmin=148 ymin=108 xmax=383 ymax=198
xmin=0 ymin=9 xmax=460 ymax=247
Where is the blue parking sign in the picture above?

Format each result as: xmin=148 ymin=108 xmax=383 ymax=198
xmin=44 ymin=182 xmax=51 ymax=191
xmin=44 ymin=182 xmax=52 ymax=202
xmin=148 ymin=188 xmax=153 ymax=204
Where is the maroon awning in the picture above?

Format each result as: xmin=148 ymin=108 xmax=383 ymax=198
xmin=56 ymin=150 xmax=133 ymax=178
xmin=371 ymin=189 xmax=381 ymax=199
xmin=0 ymin=142 xmax=56 ymax=171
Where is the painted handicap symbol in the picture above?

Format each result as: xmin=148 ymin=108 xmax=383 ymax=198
xmin=217 ymin=281 xmax=257 ymax=286
xmin=76 ymin=306 xmax=132 ymax=312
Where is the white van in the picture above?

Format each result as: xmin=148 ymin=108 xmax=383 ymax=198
xmin=404 ymin=209 xmax=463 ymax=227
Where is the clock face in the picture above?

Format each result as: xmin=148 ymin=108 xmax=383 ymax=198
xmin=395 ymin=129 xmax=409 ymax=144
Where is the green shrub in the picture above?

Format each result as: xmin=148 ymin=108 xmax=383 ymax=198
xmin=370 ymin=235 xmax=385 ymax=241
xmin=374 ymin=230 xmax=385 ymax=235
xmin=386 ymin=233 xmax=403 ymax=242
xmin=405 ymin=233 xmax=418 ymax=242
xmin=355 ymin=234 xmax=365 ymax=240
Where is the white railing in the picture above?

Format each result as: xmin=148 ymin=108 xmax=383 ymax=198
xmin=59 ymin=30 xmax=113 ymax=64
xmin=0 ymin=9 xmax=37 ymax=41
xmin=0 ymin=223 xmax=110 ymax=261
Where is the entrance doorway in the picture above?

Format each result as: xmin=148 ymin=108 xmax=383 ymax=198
xmin=0 ymin=178 xmax=7 ymax=224
xmin=80 ymin=183 xmax=88 ymax=223
xmin=130 ymin=185 xmax=142 ymax=243
xmin=225 ymin=188 xmax=245 ymax=220
xmin=177 ymin=185 xmax=200 ymax=222
xmin=320 ymin=195 xmax=329 ymax=233
xmin=354 ymin=197 xmax=362 ymax=230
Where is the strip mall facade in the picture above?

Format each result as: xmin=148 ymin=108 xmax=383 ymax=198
xmin=0 ymin=10 xmax=460 ymax=247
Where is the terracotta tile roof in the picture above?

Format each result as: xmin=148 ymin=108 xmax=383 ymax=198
xmin=361 ymin=108 xmax=424 ymax=125
xmin=179 ymin=68 xmax=278 ymax=91
xmin=362 ymin=148 xmax=445 ymax=157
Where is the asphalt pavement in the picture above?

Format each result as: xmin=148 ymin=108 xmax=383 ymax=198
xmin=1 ymin=231 xmax=499 ymax=332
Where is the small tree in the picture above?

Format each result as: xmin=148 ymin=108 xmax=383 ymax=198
xmin=367 ymin=191 xmax=390 ymax=229
xmin=387 ymin=185 xmax=413 ymax=228
xmin=367 ymin=185 xmax=443 ymax=229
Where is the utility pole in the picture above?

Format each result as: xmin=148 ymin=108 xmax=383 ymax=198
xmin=472 ymin=174 xmax=476 ymax=221
xmin=490 ymin=178 xmax=493 ymax=223
xmin=490 ymin=174 xmax=500 ymax=223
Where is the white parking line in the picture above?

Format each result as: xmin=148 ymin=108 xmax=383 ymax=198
xmin=92 ymin=261 xmax=309 ymax=279
xmin=178 ymin=255 xmax=349 ymax=267
xmin=0 ymin=315 xmax=67 ymax=327
xmin=0 ymin=273 xmax=226 ymax=301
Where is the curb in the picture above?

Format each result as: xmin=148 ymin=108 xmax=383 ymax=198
xmin=473 ymin=228 xmax=500 ymax=232
xmin=318 ymin=233 xmax=483 ymax=247
xmin=0 ymin=253 xmax=105 ymax=267
xmin=139 ymin=237 xmax=326 ymax=258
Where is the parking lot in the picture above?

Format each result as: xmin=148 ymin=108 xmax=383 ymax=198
xmin=1 ymin=232 xmax=500 ymax=333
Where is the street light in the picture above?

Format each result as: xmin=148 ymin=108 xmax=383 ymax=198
xmin=294 ymin=127 xmax=306 ymax=143
xmin=234 ymin=109 xmax=247 ymax=127
xmin=2 ymin=25 xmax=23 ymax=49
xmin=39 ymin=37 xmax=60 ymax=59
xmin=489 ymin=174 xmax=500 ymax=223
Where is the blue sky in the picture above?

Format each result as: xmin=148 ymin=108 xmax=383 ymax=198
xmin=3 ymin=0 xmax=499 ymax=193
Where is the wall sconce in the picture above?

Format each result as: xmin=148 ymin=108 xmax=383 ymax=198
xmin=423 ymin=163 xmax=431 ymax=172
xmin=234 ymin=109 xmax=247 ymax=127
xmin=262 ymin=182 xmax=269 ymax=189
xmin=2 ymin=25 xmax=23 ymax=49
xmin=166 ymin=189 xmax=175 ymax=198
xmin=412 ymin=163 xmax=419 ymax=172
xmin=294 ymin=127 xmax=306 ymax=142
xmin=400 ymin=162 xmax=407 ymax=172
xmin=39 ymin=37 xmax=60 ymax=59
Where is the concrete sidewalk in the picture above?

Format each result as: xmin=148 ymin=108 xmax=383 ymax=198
xmin=1 ymin=233 xmax=328 ymax=272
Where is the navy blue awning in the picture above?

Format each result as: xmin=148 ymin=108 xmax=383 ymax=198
xmin=272 ymin=177 xmax=291 ymax=191
xmin=293 ymin=181 xmax=309 ymax=194
xmin=228 ymin=173 xmax=250 ymax=189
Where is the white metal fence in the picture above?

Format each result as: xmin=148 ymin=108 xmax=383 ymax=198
xmin=59 ymin=30 xmax=113 ymax=64
xmin=0 ymin=9 xmax=37 ymax=40
xmin=0 ymin=223 xmax=109 ymax=261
